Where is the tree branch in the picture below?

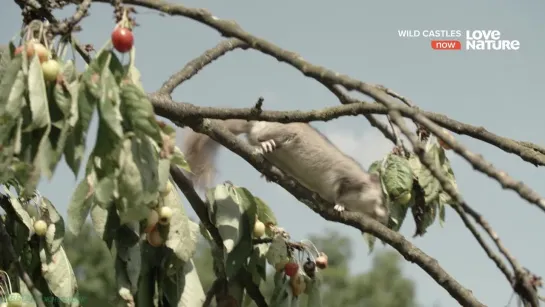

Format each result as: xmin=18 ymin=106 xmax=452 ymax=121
xmin=159 ymin=38 xmax=248 ymax=94
xmin=49 ymin=0 xmax=91 ymax=35
xmin=171 ymin=117 xmax=485 ymax=307
xmin=385 ymin=110 xmax=540 ymax=307
xmin=92 ymin=0 xmax=545 ymax=167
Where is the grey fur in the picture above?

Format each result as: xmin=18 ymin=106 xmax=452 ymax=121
xmin=182 ymin=119 xmax=389 ymax=225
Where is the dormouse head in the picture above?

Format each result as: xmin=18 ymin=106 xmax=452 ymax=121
xmin=367 ymin=173 xmax=389 ymax=225
xmin=335 ymin=173 xmax=390 ymax=225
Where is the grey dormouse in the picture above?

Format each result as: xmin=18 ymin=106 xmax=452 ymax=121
xmin=182 ymin=119 xmax=390 ymax=225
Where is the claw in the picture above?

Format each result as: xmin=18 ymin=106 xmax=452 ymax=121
xmin=333 ymin=204 xmax=345 ymax=212
xmin=260 ymin=140 xmax=277 ymax=153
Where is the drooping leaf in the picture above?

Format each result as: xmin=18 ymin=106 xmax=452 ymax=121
xmin=407 ymin=149 xmax=442 ymax=204
xmin=247 ymin=243 xmax=268 ymax=284
xmin=39 ymin=246 xmax=79 ymax=305
xmin=5 ymin=195 xmax=33 ymax=238
xmin=115 ymin=222 xmax=141 ymax=294
xmin=170 ymin=146 xmax=191 ymax=172
xmin=3 ymin=70 xmax=25 ymax=122
xmin=368 ymin=159 xmax=382 ymax=176
xmin=42 ymin=197 xmax=65 ymax=254
xmin=97 ymin=53 xmax=123 ymax=139
xmin=27 ymin=55 xmax=51 ymax=129
xmin=90 ymin=204 xmax=119 ymax=249
xmin=61 ymin=60 xmax=77 ymax=84
xmin=255 ymin=196 xmax=277 ymax=227
xmin=67 ymin=172 xmax=96 ymax=236
xmin=135 ymin=243 xmax=157 ymax=307
xmin=163 ymin=184 xmax=198 ymax=262
xmin=0 ymin=43 xmax=15 ymax=81
xmin=175 ymin=260 xmax=206 ymax=307
xmin=116 ymin=138 xmax=148 ymax=224
xmin=94 ymin=175 xmax=116 ymax=208
xmin=119 ymin=81 xmax=162 ymax=143
xmin=132 ymin=136 xmax=160 ymax=203
xmin=0 ymin=54 xmax=22 ymax=107
xmin=305 ymin=276 xmax=323 ymax=307
xmin=210 ymin=183 xmax=257 ymax=278
xmin=63 ymin=83 xmax=96 ymax=177
xmin=363 ymin=233 xmax=377 ymax=253
xmin=411 ymin=185 xmax=438 ymax=237
xmin=382 ymin=154 xmax=414 ymax=199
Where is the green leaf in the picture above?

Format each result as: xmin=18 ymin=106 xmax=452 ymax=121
xmin=115 ymin=225 xmax=141 ymax=294
xmin=0 ymin=53 xmax=22 ymax=107
xmin=255 ymin=196 xmax=277 ymax=226
xmin=53 ymin=81 xmax=72 ymax=118
xmin=135 ymin=243 xmax=157 ymax=307
xmin=94 ymin=175 xmax=116 ymax=207
xmin=306 ymin=277 xmax=323 ymax=307
xmin=161 ymin=266 xmax=184 ymax=306
xmin=67 ymin=172 xmax=96 ymax=236
xmin=6 ymin=196 xmax=33 ymax=239
xmin=388 ymin=191 xmax=412 ymax=232
xmin=212 ymin=184 xmax=257 ymax=278
xmin=0 ymin=43 xmax=15 ymax=81
xmin=108 ymin=52 xmax=126 ymax=85
xmin=132 ymin=136 xmax=160 ymax=202
xmin=42 ymin=197 xmax=65 ymax=254
xmin=411 ymin=185 xmax=438 ymax=237
xmin=97 ymin=61 xmax=123 ymax=139
xmin=407 ymin=149 xmax=442 ymax=204
xmin=3 ymin=70 xmax=25 ymax=121
xmin=120 ymin=81 xmax=162 ymax=143
xmin=116 ymin=138 xmax=148 ymax=223
xmin=90 ymin=204 xmax=119 ymax=248
xmin=163 ymin=185 xmax=198 ymax=262
xmin=127 ymin=64 xmax=144 ymax=91
xmin=61 ymin=60 xmax=77 ymax=84
xmin=247 ymin=243 xmax=268 ymax=284
xmin=27 ymin=55 xmax=51 ymax=129
xmin=382 ymin=154 xmax=414 ymax=199
xmin=39 ymin=246 xmax=79 ymax=304
xmin=438 ymin=202 xmax=447 ymax=227
xmin=174 ymin=260 xmax=206 ymax=306
xmin=64 ymin=82 xmax=96 ymax=176
xmin=363 ymin=233 xmax=377 ymax=253
xmin=368 ymin=160 xmax=382 ymax=175
xmin=170 ymin=146 xmax=191 ymax=172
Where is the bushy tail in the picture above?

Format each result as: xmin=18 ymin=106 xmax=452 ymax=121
xmin=182 ymin=119 xmax=252 ymax=190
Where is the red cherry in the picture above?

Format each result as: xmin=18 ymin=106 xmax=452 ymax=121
xmin=111 ymin=27 xmax=134 ymax=53
xmin=284 ymin=261 xmax=299 ymax=277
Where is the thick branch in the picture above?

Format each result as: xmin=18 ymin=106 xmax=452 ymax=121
xmin=97 ymin=0 xmax=545 ymax=168
xmin=159 ymin=38 xmax=248 ymax=94
xmin=171 ymin=117 xmax=485 ymax=307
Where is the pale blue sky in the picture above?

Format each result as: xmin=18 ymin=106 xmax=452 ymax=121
xmin=2 ymin=1 xmax=545 ymax=306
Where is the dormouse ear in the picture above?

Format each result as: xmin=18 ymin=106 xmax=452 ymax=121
xmin=370 ymin=173 xmax=381 ymax=184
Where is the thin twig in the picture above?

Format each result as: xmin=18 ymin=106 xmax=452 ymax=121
xmin=159 ymin=38 xmax=248 ymax=94
xmin=49 ymin=0 xmax=91 ymax=34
